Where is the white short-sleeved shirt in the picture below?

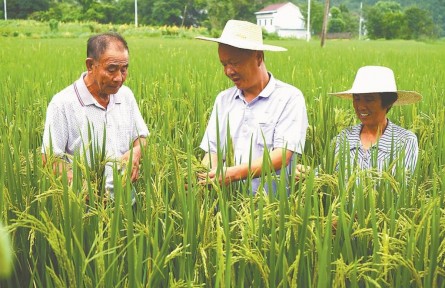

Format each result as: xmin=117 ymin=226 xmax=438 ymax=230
xmin=200 ymin=74 xmax=309 ymax=194
xmin=42 ymin=72 xmax=149 ymax=193
xmin=335 ymin=120 xmax=418 ymax=174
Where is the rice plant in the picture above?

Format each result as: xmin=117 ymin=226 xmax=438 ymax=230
xmin=0 ymin=36 xmax=444 ymax=287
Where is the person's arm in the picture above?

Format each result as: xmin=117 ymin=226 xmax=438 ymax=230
xmin=121 ymin=137 xmax=147 ymax=182
xmin=203 ymin=148 xmax=293 ymax=185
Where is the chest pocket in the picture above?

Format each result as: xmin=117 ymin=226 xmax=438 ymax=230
xmin=256 ymin=122 xmax=275 ymax=149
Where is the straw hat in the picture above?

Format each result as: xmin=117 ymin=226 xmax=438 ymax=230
xmin=196 ymin=20 xmax=286 ymax=52
xmin=330 ymin=66 xmax=422 ymax=106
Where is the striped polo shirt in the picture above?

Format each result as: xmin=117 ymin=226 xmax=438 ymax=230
xmin=334 ymin=120 xmax=418 ymax=174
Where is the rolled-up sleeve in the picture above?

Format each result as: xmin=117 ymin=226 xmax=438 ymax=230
xmin=200 ymin=100 xmax=219 ymax=154
xmin=131 ymin=96 xmax=149 ymax=141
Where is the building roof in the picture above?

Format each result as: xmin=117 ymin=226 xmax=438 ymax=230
xmin=258 ymin=2 xmax=288 ymax=13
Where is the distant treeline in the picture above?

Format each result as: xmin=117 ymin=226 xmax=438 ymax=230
xmin=0 ymin=0 xmax=441 ymax=39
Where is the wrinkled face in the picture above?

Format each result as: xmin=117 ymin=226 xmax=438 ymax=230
xmin=88 ymin=42 xmax=129 ymax=97
xmin=218 ymin=44 xmax=261 ymax=91
xmin=353 ymin=93 xmax=388 ymax=127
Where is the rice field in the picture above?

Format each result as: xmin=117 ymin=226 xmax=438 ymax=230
xmin=0 ymin=36 xmax=444 ymax=287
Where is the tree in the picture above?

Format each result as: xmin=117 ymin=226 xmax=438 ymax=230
xmin=402 ymin=6 xmax=435 ymax=39
xmin=176 ymin=0 xmax=207 ymax=27
xmin=425 ymin=0 xmax=445 ymax=36
xmin=364 ymin=1 xmax=437 ymax=39
xmin=82 ymin=2 xmax=118 ymax=23
xmin=339 ymin=4 xmax=359 ymax=34
xmin=29 ymin=2 xmax=82 ymax=22
xmin=6 ymin=0 xmax=50 ymax=19
xmin=205 ymin=0 xmax=235 ymax=30
xmin=111 ymin=0 xmax=155 ymax=25
xmin=328 ymin=7 xmax=346 ymax=32
xmin=151 ymin=0 xmax=183 ymax=26
xmin=77 ymin=0 xmax=94 ymax=13
xmin=301 ymin=0 xmax=324 ymax=36
xmin=230 ymin=0 xmax=270 ymax=24
xmin=364 ymin=1 xmax=403 ymax=39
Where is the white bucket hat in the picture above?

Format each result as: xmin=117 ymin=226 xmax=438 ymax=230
xmin=330 ymin=66 xmax=422 ymax=106
xmin=196 ymin=20 xmax=286 ymax=52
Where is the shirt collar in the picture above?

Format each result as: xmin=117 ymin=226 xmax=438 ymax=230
xmin=75 ymin=72 xmax=123 ymax=106
xmin=349 ymin=120 xmax=395 ymax=152
xmin=377 ymin=120 xmax=395 ymax=152
xmin=348 ymin=124 xmax=362 ymax=149
xmin=234 ymin=72 xmax=276 ymax=101
xmin=379 ymin=120 xmax=395 ymax=143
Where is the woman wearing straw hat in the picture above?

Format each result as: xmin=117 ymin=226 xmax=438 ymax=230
xmin=296 ymin=66 xmax=422 ymax=179
xmin=196 ymin=20 xmax=309 ymax=194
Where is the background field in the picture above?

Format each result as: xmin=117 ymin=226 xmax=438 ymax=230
xmin=0 ymin=36 xmax=444 ymax=287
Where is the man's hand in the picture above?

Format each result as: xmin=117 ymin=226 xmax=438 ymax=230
xmin=121 ymin=145 xmax=142 ymax=182
xmin=198 ymin=166 xmax=240 ymax=186
xmin=121 ymin=137 xmax=147 ymax=182
xmin=42 ymin=154 xmax=74 ymax=185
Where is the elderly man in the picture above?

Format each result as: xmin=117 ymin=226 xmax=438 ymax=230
xmin=196 ymin=20 xmax=308 ymax=194
xmin=42 ymin=32 xmax=149 ymax=202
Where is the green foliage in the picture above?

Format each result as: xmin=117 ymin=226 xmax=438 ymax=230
xmin=331 ymin=0 xmax=445 ymax=36
xmin=402 ymin=6 xmax=436 ymax=39
xmin=261 ymin=28 xmax=280 ymax=40
xmin=82 ymin=2 xmax=118 ymax=24
xmin=29 ymin=2 xmax=82 ymax=22
xmin=205 ymin=0 xmax=235 ymax=30
xmin=301 ymin=0 xmax=325 ymax=36
xmin=0 ymin=222 xmax=12 ymax=278
xmin=49 ymin=19 xmax=58 ymax=32
xmin=0 ymin=20 xmax=208 ymax=39
xmin=328 ymin=7 xmax=346 ymax=33
xmin=5 ymin=0 xmax=49 ymax=19
xmin=326 ymin=5 xmax=359 ymax=35
xmin=152 ymin=0 xmax=183 ymax=26
xmin=329 ymin=18 xmax=346 ymax=33
xmin=364 ymin=1 xmax=436 ymax=39
xmin=2 ymin=0 xmax=443 ymax=38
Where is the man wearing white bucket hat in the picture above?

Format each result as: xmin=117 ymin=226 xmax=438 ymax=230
xmin=296 ymin=65 xmax=422 ymax=179
xmin=197 ymin=20 xmax=308 ymax=194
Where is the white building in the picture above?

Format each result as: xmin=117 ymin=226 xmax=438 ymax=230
xmin=255 ymin=2 xmax=306 ymax=39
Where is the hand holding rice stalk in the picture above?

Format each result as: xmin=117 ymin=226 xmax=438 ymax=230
xmin=170 ymin=147 xmax=209 ymax=189
xmin=0 ymin=222 xmax=13 ymax=278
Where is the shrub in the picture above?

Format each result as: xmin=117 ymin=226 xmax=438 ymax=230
xmin=49 ymin=19 xmax=59 ymax=32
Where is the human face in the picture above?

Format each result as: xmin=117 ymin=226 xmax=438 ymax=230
xmin=88 ymin=42 xmax=129 ymax=98
xmin=218 ymin=44 xmax=261 ymax=92
xmin=353 ymin=93 xmax=388 ymax=129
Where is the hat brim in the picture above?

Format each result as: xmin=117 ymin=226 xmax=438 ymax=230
xmin=329 ymin=90 xmax=422 ymax=106
xmin=195 ymin=36 xmax=287 ymax=52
